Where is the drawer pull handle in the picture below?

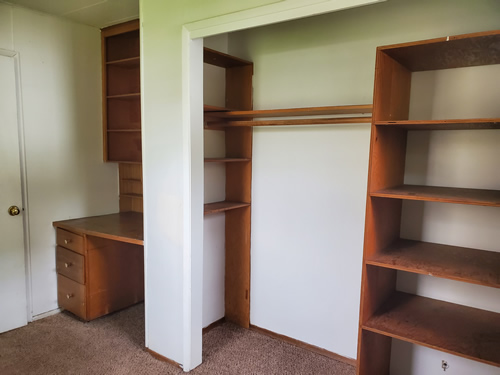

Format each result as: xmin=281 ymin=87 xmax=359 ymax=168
xmin=64 ymin=262 xmax=72 ymax=268
xmin=66 ymin=293 xmax=74 ymax=299
xmin=64 ymin=239 xmax=71 ymax=245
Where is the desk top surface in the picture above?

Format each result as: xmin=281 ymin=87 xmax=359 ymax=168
xmin=53 ymin=212 xmax=143 ymax=245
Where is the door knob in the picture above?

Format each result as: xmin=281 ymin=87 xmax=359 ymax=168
xmin=8 ymin=206 xmax=20 ymax=216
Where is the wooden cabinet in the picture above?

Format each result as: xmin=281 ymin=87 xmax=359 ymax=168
xmin=203 ymin=48 xmax=253 ymax=328
xmin=356 ymin=30 xmax=500 ymax=374
xmin=54 ymin=214 xmax=144 ymax=321
xmin=102 ymin=20 xmax=141 ymax=164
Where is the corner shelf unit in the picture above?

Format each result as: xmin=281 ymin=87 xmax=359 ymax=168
xmin=102 ymin=20 xmax=143 ymax=213
xmin=357 ymin=30 xmax=500 ymax=374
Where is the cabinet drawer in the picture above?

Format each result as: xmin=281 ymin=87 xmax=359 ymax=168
xmin=56 ymin=228 xmax=84 ymax=255
xmin=57 ymin=274 xmax=86 ymax=320
xmin=56 ymin=246 xmax=85 ymax=284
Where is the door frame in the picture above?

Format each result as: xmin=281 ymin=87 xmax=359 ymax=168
xmin=0 ymin=48 xmax=32 ymax=323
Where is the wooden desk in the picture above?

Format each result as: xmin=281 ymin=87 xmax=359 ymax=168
xmin=53 ymin=212 xmax=144 ymax=321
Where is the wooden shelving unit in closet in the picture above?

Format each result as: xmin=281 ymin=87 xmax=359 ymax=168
xmin=356 ymin=30 xmax=500 ymax=374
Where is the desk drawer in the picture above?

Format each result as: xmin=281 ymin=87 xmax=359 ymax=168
xmin=56 ymin=246 xmax=85 ymax=284
xmin=56 ymin=228 xmax=84 ymax=255
xmin=57 ymin=274 xmax=86 ymax=320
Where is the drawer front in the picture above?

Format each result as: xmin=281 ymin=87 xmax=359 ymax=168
xmin=58 ymin=274 xmax=86 ymax=320
xmin=56 ymin=246 xmax=85 ymax=284
xmin=56 ymin=228 xmax=84 ymax=255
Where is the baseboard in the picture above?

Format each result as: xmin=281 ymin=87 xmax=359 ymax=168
xmin=31 ymin=308 xmax=62 ymax=321
xmin=202 ymin=317 xmax=226 ymax=334
xmin=250 ymin=325 xmax=357 ymax=367
xmin=146 ymin=348 xmax=182 ymax=369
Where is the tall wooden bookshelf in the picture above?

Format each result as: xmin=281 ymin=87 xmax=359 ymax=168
xmin=102 ymin=20 xmax=143 ymax=213
xmin=356 ymin=30 xmax=500 ymax=374
xmin=203 ymin=48 xmax=253 ymax=327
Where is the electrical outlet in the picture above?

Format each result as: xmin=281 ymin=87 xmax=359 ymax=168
xmin=442 ymin=360 xmax=449 ymax=371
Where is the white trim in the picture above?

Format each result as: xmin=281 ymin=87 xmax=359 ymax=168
xmin=0 ymin=48 xmax=32 ymax=323
xmin=181 ymin=26 xmax=193 ymax=372
xmin=185 ymin=0 xmax=385 ymax=38
xmin=32 ymin=308 xmax=61 ymax=321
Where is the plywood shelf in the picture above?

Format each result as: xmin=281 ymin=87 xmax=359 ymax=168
xmin=204 ymin=47 xmax=253 ymax=68
xmin=366 ymin=239 xmax=500 ymax=288
xmin=204 ymin=201 xmax=250 ymax=215
xmin=120 ymin=193 xmax=143 ymax=199
xmin=204 ymin=158 xmax=251 ymax=163
xmin=363 ymin=292 xmax=500 ymax=367
xmin=371 ymin=185 xmax=500 ymax=207
xmin=107 ymin=93 xmax=140 ymax=99
xmin=106 ymin=56 xmax=140 ymax=66
xmin=380 ymin=30 xmax=500 ymax=71
xmin=107 ymin=129 xmax=141 ymax=132
xmin=375 ymin=118 xmax=500 ymax=130
xmin=204 ymin=105 xmax=231 ymax=112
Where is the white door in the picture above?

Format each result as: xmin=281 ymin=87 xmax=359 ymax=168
xmin=0 ymin=52 xmax=28 ymax=333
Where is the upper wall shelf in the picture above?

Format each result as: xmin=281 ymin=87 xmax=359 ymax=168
xmin=204 ymin=47 xmax=253 ymax=68
xmin=375 ymin=118 xmax=500 ymax=130
xmin=380 ymin=30 xmax=500 ymax=71
xmin=371 ymin=185 xmax=500 ymax=207
xmin=204 ymin=104 xmax=373 ymax=127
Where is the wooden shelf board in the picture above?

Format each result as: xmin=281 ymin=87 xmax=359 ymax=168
xmin=107 ymin=56 xmax=140 ymax=65
xmin=107 ymin=129 xmax=141 ymax=132
xmin=371 ymin=185 xmax=500 ymax=207
xmin=204 ymin=105 xmax=231 ymax=112
xmin=366 ymin=239 xmax=500 ymax=288
xmin=376 ymin=118 xmax=500 ymax=130
xmin=204 ymin=158 xmax=251 ymax=163
xmin=204 ymin=201 xmax=250 ymax=215
xmin=107 ymin=160 xmax=142 ymax=164
xmin=207 ymin=116 xmax=372 ymax=128
xmin=380 ymin=30 xmax=500 ymax=71
xmin=206 ymin=104 xmax=373 ymax=119
xmin=107 ymin=93 xmax=140 ymax=99
xmin=120 ymin=178 xmax=142 ymax=182
xmin=204 ymin=47 xmax=252 ymax=68
xmin=120 ymin=193 xmax=143 ymax=199
xmin=363 ymin=292 xmax=500 ymax=367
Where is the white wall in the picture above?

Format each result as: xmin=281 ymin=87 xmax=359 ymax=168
xmin=226 ymin=0 xmax=500 ymax=371
xmin=0 ymin=4 xmax=119 ymax=317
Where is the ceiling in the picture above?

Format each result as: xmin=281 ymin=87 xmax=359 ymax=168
xmin=4 ymin=0 xmax=139 ymax=28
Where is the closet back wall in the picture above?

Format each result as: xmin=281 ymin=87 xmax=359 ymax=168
xmin=225 ymin=0 xmax=500 ymax=364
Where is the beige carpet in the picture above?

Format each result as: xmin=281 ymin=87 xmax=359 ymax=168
xmin=0 ymin=304 xmax=355 ymax=375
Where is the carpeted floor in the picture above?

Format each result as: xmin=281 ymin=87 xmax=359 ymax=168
xmin=0 ymin=304 xmax=355 ymax=375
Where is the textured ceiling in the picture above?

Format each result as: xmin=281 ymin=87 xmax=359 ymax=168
xmin=4 ymin=0 xmax=139 ymax=28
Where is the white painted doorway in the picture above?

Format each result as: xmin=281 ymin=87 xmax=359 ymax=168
xmin=0 ymin=50 xmax=29 ymax=333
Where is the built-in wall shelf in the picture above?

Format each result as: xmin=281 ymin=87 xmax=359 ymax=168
xmin=107 ymin=93 xmax=140 ymax=99
xmin=366 ymin=239 xmax=500 ymax=288
xmin=106 ymin=56 xmax=140 ymax=66
xmin=205 ymin=104 xmax=373 ymax=127
xmin=371 ymin=185 xmax=500 ymax=207
xmin=363 ymin=292 xmax=500 ymax=367
xmin=204 ymin=158 xmax=251 ymax=163
xmin=375 ymin=118 xmax=500 ymax=130
xmin=204 ymin=201 xmax=250 ymax=215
